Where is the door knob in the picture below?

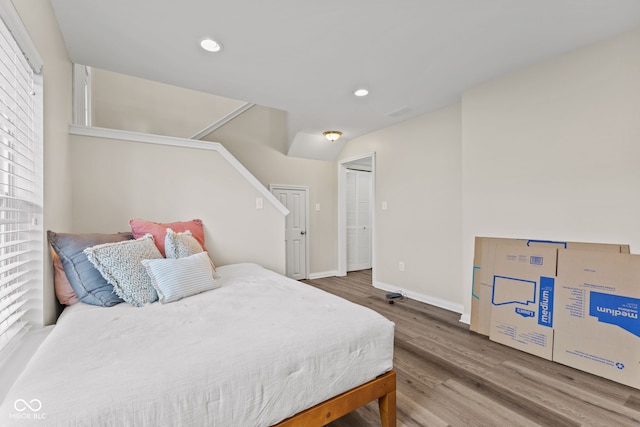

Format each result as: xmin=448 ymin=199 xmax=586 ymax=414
xmin=300 ymin=231 xmax=306 ymax=235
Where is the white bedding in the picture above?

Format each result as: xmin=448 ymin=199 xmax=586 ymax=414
xmin=0 ymin=263 xmax=394 ymax=426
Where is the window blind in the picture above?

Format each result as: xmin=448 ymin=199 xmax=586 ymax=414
xmin=0 ymin=13 xmax=42 ymax=354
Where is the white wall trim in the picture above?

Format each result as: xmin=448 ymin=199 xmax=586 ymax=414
xmin=308 ymin=270 xmax=338 ymax=280
xmin=72 ymin=64 xmax=91 ymax=126
xmin=459 ymin=313 xmax=471 ymax=325
xmin=0 ymin=0 xmax=43 ymax=73
xmin=190 ymin=102 xmax=255 ymax=140
xmin=69 ymin=125 xmax=289 ymax=216
xmin=374 ymin=280 xmax=464 ymax=314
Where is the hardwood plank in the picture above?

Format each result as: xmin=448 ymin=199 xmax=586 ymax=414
xmin=392 ymin=366 xmax=452 ymax=426
xmin=404 ymin=335 xmax=497 ymax=375
xmin=627 ymin=395 xmax=640 ymax=412
xmin=393 ymin=346 xmax=449 ymax=389
xmin=500 ymin=354 xmax=637 ymax=406
xmin=484 ymin=361 xmax=640 ymax=427
xmin=427 ymin=378 xmax=542 ymax=427
xmin=302 ymin=270 xmax=640 ymax=426
xmin=395 ymin=338 xmax=578 ymax=427
xmin=395 ymin=389 xmax=449 ymax=427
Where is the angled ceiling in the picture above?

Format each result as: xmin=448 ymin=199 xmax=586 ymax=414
xmin=50 ymin=0 xmax=640 ymax=160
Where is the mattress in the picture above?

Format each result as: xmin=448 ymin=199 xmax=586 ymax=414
xmin=0 ymin=263 xmax=394 ymax=426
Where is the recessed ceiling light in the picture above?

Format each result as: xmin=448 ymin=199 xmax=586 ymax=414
xmin=353 ymin=88 xmax=369 ymax=97
xmin=200 ymin=38 xmax=223 ymax=53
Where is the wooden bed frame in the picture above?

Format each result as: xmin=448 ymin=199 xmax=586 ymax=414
xmin=273 ymin=370 xmax=396 ymax=427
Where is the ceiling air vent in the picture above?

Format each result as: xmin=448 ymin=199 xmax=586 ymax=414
xmin=385 ymin=106 xmax=412 ymax=118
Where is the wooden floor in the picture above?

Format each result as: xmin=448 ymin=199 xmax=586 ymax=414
xmin=302 ymin=270 xmax=640 ymax=427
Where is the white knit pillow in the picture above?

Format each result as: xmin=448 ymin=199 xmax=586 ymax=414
xmin=84 ymin=234 xmax=163 ymax=307
xmin=165 ymin=228 xmax=218 ymax=276
xmin=165 ymin=228 xmax=202 ymax=259
xmin=142 ymin=252 xmax=219 ymax=304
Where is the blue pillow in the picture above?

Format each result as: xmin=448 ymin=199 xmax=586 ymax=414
xmin=47 ymin=231 xmax=133 ymax=307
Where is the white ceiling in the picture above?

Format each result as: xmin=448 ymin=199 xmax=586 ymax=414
xmin=49 ymin=0 xmax=640 ymax=160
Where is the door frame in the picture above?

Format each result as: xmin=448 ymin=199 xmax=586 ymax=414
xmin=270 ymin=184 xmax=310 ymax=280
xmin=345 ymin=168 xmax=373 ymax=272
xmin=338 ymin=152 xmax=376 ymax=278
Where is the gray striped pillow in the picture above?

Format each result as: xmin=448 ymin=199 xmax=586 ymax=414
xmin=141 ymin=251 xmax=219 ymax=304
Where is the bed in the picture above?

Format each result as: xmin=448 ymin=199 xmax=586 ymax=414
xmin=0 ymin=263 xmax=396 ymax=426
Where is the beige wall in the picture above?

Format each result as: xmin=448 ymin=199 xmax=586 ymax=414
xmin=340 ymin=104 xmax=463 ymax=311
xmin=205 ymin=106 xmax=338 ymax=275
xmin=91 ymin=68 xmax=246 ymax=138
xmin=14 ymin=0 xmax=73 ymax=325
xmin=461 ymin=28 xmax=640 ymax=319
xmin=23 ymin=0 xmax=638 ymax=324
xmin=69 ymin=134 xmax=286 ymax=274
xmin=90 ymin=72 xmax=337 ymax=276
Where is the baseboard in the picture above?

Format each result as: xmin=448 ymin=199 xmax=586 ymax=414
xmin=308 ymin=270 xmax=338 ymax=280
xmin=459 ymin=313 xmax=471 ymax=325
xmin=373 ymin=280 xmax=464 ymax=314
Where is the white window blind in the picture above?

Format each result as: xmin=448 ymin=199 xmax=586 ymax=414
xmin=0 ymin=12 xmax=43 ymax=354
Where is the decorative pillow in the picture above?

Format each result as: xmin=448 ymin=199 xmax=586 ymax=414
xmin=51 ymin=249 xmax=78 ymax=305
xmin=165 ymin=228 xmax=218 ymax=279
xmin=47 ymin=231 xmax=133 ymax=307
xmin=84 ymin=234 xmax=163 ymax=307
xmin=165 ymin=228 xmax=203 ymax=259
xmin=129 ymin=218 xmax=207 ymax=257
xmin=141 ymin=252 xmax=219 ymax=304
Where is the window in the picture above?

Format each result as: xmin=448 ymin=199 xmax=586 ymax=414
xmin=0 ymin=7 xmax=44 ymax=355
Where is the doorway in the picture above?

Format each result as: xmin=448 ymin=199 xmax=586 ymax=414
xmin=270 ymin=185 xmax=309 ymax=280
xmin=346 ymin=169 xmax=372 ymax=271
xmin=338 ymin=153 xmax=375 ymax=278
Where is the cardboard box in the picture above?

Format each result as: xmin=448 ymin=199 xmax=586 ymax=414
xmin=470 ymin=237 xmax=630 ymax=336
xmin=488 ymin=245 xmax=558 ymax=359
xmin=471 ymin=237 xmax=517 ymax=335
xmin=554 ymin=250 xmax=640 ymax=389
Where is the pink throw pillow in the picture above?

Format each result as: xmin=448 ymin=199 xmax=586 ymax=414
xmin=52 ymin=249 xmax=79 ymax=305
xmin=129 ymin=219 xmax=207 ymax=257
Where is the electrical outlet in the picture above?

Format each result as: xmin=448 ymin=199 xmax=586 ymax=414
xmin=399 ymin=261 xmax=405 ymax=271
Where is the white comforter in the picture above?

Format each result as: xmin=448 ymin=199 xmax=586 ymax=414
xmin=0 ymin=264 xmax=394 ymax=426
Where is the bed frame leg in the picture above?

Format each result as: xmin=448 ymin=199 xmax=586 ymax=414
xmin=378 ymin=389 xmax=396 ymax=427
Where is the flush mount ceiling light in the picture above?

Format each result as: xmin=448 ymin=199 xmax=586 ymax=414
xmin=323 ymin=131 xmax=342 ymax=142
xmin=200 ymin=38 xmax=223 ymax=53
xmin=353 ymin=88 xmax=369 ymax=97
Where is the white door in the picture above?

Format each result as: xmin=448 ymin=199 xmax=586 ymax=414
xmin=346 ymin=170 xmax=372 ymax=271
xmin=272 ymin=187 xmax=308 ymax=280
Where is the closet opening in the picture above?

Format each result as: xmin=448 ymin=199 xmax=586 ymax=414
xmin=338 ymin=153 xmax=375 ymax=284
